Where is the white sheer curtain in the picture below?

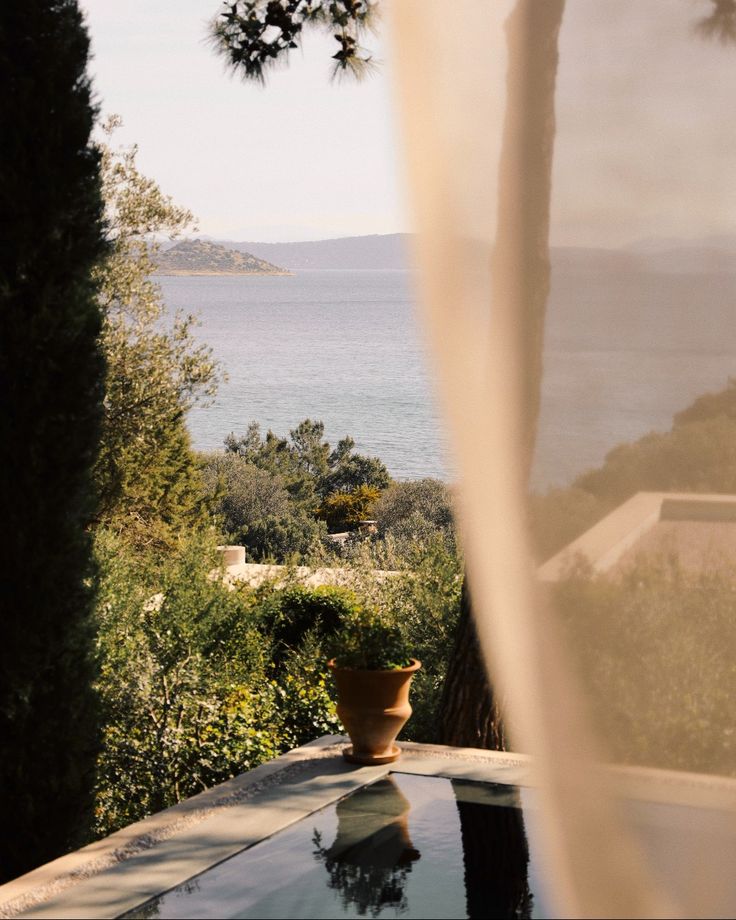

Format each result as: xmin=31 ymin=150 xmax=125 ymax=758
xmin=388 ymin=1 xmax=735 ymax=916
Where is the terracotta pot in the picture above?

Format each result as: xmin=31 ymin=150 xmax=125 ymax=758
xmin=328 ymin=659 xmax=421 ymax=765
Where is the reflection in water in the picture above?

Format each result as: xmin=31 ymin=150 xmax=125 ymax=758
xmin=453 ymin=781 xmax=533 ymax=920
xmin=312 ymin=777 xmax=421 ymax=917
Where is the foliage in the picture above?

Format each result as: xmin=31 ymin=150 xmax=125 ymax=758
xmin=377 ymin=535 xmax=463 ymax=742
xmin=554 ymin=556 xmax=736 ymax=777
xmin=94 ymin=530 xmax=275 ymax=833
xmin=211 ymin=0 xmax=378 ymax=82
xmin=317 ymin=484 xmax=381 ymax=531
xmin=574 ymin=416 xmax=736 ymax=506
xmin=529 ymin=486 xmax=606 ymax=563
xmin=93 ymin=533 xmax=353 ymax=835
xmin=201 ymin=452 xmax=326 ymax=560
xmin=254 ymin=583 xmax=361 ymax=665
xmin=225 ymin=419 xmax=390 ymax=503
xmin=694 ymin=0 xmax=736 ymax=45
xmin=272 ymin=637 xmax=341 ymax=748
xmin=0 ymin=0 xmax=108 ymax=881
xmin=330 ymin=606 xmax=413 ymax=671
xmin=529 ymin=380 xmax=736 ymax=562
xmin=215 ymin=419 xmax=390 ymax=556
xmin=319 ymin=442 xmax=391 ymax=496
xmin=92 ymin=515 xmax=467 ymax=833
xmin=674 ymin=376 xmax=736 ymax=426
xmin=373 ymin=478 xmax=456 ymax=548
xmin=94 ymin=118 xmax=219 ymax=547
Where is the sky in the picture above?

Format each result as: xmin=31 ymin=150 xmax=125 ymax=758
xmin=80 ymin=0 xmax=408 ymax=242
xmin=80 ymin=0 xmax=736 ymax=249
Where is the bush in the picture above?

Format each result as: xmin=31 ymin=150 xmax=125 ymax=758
xmin=272 ymin=637 xmax=341 ymax=748
xmin=330 ymin=607 xmax=413 ymax=671
xmin=224 ymin=419 xmax=391 ymax=502
xmin=574 ymin=416 xmax=736 ymax=505
xmin=94 ymin=530 xmax=277 ymax=834
xmin=254 ymin=584 xmax=361 ymax=666
xmin=93 ymin=540 xmax=360 ymax=836
xmin=201 ymin=452 xmax=326 ymax=561
xmin=376 ymin=535 xmax=463 ymax=742
xmin=374 ymin=479 xmax=455 ymax=539
xmin=371 ymin=480 xmax=457 ymax=564
xmin=554 ymin=556 xmax=736 ymax=776
xmin=317 ymin=484 xmax=381 ymax=531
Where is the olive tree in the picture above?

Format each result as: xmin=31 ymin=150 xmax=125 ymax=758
xmin=95 ymin=119 xmax=219 ymax=548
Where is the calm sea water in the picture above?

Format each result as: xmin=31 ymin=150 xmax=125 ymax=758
xmin=159 ymin=268 xmax=736 ymax=490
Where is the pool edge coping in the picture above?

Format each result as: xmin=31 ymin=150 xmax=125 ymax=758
xmin=0 ymin=738 xmax=529 ymax=920
xmin=4 ymin=738 xmax=736 ymax=919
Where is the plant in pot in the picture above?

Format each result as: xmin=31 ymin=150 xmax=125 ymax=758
xmin=328 ymin=607 xmax=420 ymax=765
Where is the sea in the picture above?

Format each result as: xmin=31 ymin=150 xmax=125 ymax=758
xmin=159 ymin=268 xmax=736 ymax=491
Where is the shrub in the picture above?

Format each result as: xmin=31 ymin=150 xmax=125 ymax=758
xmin=373 ymin=478 xmax=455 ymax=539
xmin=377 ymin=535 xmax=463 ymax=742
xmin=94 ymin=543 xmax=362 ymax=836
xmin=272 ymin=637 xmax=341 ymax=748
xmin=317 ymin=485 xmax=381 ymax=531
xmin=330 ymin=607 xmax=413 ymax=671
xmin=254 ymin=584 xmax=361 ymax=666
xmin=201 ymin=452 xmax=326 ymax=560
xmin=553 ymin=556 xmax=736 ymax=776
xmin=574 ymin=416 xmax=736 ymax=506
xmin=94 ymin=530 xmax=278 ymax=834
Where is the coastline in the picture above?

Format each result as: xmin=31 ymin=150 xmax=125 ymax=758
xmin=154 ymin=270 xmax=294 ymax=277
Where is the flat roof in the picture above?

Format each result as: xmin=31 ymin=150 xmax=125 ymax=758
xmin=538 ymin=491 xmax=736 ymax=581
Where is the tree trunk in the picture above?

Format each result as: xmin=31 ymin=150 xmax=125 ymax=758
xmin=437 ymin=0 xmax=566 ymax=750
xmin=439 ymin=581 xmax=506 ymax=749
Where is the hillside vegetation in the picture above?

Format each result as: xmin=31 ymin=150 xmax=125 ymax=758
xmin=155 ymin=239 xmax=290 ymax=275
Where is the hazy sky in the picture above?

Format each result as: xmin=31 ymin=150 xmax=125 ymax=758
xmin=81 ymin=0 xmax=736 ymax=248
xmin=81 ymin=0 xmax=407 ymax=242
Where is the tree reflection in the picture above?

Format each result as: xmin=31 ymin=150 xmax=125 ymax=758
xmin=312 ymin=777 xmax=421 ymax=917
xmin=453 ymin=781 xmax=534 ymax=920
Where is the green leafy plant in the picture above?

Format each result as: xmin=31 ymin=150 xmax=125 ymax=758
xmin=317 ymin=484 xmax=381 ymax=532
xmin=330 ymin=607 xmax=413 ymax=671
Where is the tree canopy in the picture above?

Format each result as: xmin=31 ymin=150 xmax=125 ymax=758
xmin=0 ymin=0 xmax=108 ymax=881
xmin=211 ymin=0 xmax=378 ymax=81
xmin=94 ymin=119 xmax=219 ymax=548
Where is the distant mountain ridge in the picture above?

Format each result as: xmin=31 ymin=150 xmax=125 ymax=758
xmin=207 ymin=232 xmax=736 ymax=275
xmin=155 ymin=239 xmax=289 ymax=275
xmin=213 ymin=233 xmax=412 ymax=270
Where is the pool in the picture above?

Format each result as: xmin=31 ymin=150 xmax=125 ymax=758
xmin=124 ymin=773 xmax=549 ymax=919
xmin=7 ymin=739 xmax=735 ymax=919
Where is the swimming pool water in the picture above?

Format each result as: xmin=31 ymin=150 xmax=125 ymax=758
xmin=125 ymin=773 xmax=548 ymax=919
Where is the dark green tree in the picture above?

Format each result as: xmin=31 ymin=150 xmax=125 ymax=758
xmin=224 ymin=419 xmax=390 ymax=503
xmin=94 ymin=125 xmax=218 ymax=551
xmin=0 ymin=0 xmax=108 ymax=881
xmin=201 ymin=451 xmax=326 ymax=560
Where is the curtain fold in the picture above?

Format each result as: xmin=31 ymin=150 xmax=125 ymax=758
xmin=388 ymin=1 xmax=735 ymax=916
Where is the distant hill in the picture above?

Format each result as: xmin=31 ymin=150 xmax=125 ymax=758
xmin=208 ymin=232 xmax=736 ymax=275
xmin=154 ymin=239 xmax=290 ymax=275
xmin=213 ymin=233 xmax=412 ymax=270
